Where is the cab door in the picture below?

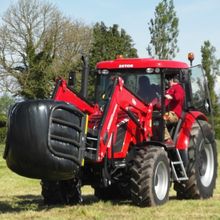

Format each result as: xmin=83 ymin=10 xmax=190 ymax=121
xmin=189 ymin=65 xmax=214 ymax=124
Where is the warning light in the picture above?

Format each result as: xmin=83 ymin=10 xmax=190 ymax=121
xmin=188 ymin=52 xmax=194 ymax=66
xmin=116 ymin=55 xmax=123 ymax=59
xmin=188 ymin=52 xmax=194 ymax=61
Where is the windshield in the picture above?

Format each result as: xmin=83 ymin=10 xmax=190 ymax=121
xmin=96 ymin=69 xmax=161 ymax=106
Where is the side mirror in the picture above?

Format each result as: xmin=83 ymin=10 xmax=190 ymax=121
xmin=204 ymin=99 xmax=211 ymax=114
xmin=68 ymin=71 xmax=76 ymax=87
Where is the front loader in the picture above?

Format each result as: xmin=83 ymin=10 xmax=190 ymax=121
xmin=4 ymin=56 xmax=218 ymax=206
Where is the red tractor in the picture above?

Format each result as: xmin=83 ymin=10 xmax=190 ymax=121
xmin=4 ymin=56 xmax=217 ymax=206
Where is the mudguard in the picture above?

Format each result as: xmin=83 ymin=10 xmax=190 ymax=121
xmin=4 ymin=100 xmax=87 ymax=180
xmin=176 ymin=111 xmax=208 ymax=150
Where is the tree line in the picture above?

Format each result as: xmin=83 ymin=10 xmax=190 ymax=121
xmin=0 ymin=0 xmax=219 ymax=141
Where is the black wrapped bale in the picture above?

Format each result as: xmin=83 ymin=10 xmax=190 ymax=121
xmin=4 ymin=100 xmax=86 ymax=180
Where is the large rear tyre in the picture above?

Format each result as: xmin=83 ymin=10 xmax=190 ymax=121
xmin=174 ymin=120 xmax=217 ymax=199
xmin=41 ymin=178 xmax=81 ymax=205
xmin=130 ymin=146 xmax=170 ymax=206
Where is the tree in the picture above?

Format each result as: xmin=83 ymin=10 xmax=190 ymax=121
xmin=147 ymin=0 xmax=179 ymax=59
xmin=0 ymin=94 xmax=15 ymax=115
xmin=201 ymin=40 xmax=220 ymax=115
xmin=0 ymin=94 xmax=15 ymax=143
xmin=87 ymin=22 xmax=137 ymax=98
xmin=0 ymin=0 xmax=92 ymax=99
xmin=89 ymin=22 xmax=137 ymax=71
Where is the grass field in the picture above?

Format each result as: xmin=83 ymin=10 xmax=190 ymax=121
xmin=0 ymin=142 xmax=220 ymax=220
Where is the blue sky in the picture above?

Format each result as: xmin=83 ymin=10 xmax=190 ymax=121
xmin=0 ymin=0 xmax=219 ymax=65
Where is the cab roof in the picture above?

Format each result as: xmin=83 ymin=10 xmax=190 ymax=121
xmin=96 ymin=57 xmax=189 ymax=69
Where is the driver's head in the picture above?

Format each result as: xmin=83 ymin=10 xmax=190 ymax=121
xmin=166 ymin=75 xmax=179 ymax=86
xmin=139 ymin=76 xmax=150 ymax=88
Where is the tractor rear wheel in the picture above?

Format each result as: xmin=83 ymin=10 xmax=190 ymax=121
xmin=174 ymin=120 xmax=217 ymax=199
xmin=41 ymin=178 xmax=81 ymax=205
xmin=130 ymin=146 xmax=170 ymax=206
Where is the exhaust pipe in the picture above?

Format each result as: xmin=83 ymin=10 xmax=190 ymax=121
xmin=80 ymin=56 xmax=89 ymax=98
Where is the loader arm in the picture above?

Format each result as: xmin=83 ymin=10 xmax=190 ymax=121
xmin=53 ymin=79 xmax=100 ymax=115
xmin=96 ymin=77 xmax=153 ymax=162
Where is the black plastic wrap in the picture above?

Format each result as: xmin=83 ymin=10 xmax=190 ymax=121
xmin=4 ymin=100 xmax=86 ymax=180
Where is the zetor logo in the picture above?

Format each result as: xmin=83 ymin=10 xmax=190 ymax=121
xmin=119 ymin=64 xmax=134 ymax=68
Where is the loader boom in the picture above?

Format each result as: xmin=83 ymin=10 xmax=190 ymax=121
xmin=53 ymin=79 xmax=100 ymax=115
xmin=94 ymin=77 xmax=153 ymax=161
xmin=53 ymin=76 xmax=153 ymax=162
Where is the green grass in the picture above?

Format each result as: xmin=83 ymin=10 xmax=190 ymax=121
xmin=0 ymin=142 xmax=220 ymax=220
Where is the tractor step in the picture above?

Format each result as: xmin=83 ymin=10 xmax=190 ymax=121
xmin=86 ymin=136 xmax=98 ymax=151
xmin=171 ymin=149 xmax=188 ymax=181
xmin=85 ymin=129 xmax=98 ymax=160
xmin=113 ymin=159 xmax=126 ymax=168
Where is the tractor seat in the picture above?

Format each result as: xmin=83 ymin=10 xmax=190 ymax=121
xmin=167 ymin=122 xmax=178 ymax=138
xmin=168 ymin=111 xmax=186 ymax=140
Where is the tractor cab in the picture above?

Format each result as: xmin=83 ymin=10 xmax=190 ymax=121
xmin=95 ymin=58 xmax=214 ymax=142
xmin=95 ymin=58 xmax=191 ymax=142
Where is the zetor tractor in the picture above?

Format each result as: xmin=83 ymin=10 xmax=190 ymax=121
xmin=4 ymin=56 xmax=217 ymax=207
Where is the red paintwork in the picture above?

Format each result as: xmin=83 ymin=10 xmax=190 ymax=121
xmin=96 ymin=77 xmax=153 ymax=161
xmin=53 ymin=57 xmax=208 ymax=162
xmin=96 ymin=57 xmax=189 ymax=69
xmin=176 ymin=111 xmax=208 ymax=150
xmin=53 ymin=77 xmax=153 ymax=162
xmin=53 ymin=79 xmax=100 ymax=115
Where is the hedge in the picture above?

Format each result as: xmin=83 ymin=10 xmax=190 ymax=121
xmin=214 ymin=117 xmax=220 ymax=140
xmin=0 ymin=114 xmax=7 ymax=143
xmin=0 ymin=127 xmax=6 ymax=143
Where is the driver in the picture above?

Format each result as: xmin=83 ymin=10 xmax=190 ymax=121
xmin=164 ymin=75 xmax=185 ymax=146
xmin=138 ymin=76 xmax=157 ymax=103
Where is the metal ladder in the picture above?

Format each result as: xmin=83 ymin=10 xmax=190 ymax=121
xmin=171 ymin=149 xmax=188 ymax=181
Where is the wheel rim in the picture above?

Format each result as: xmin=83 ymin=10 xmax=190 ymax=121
xmin=154 ymin=161 xmax=169 ymax=200
xmin=199 ymin=139 xmax=214 ymax=187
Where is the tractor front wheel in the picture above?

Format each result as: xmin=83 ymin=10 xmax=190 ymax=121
xmin=130 ymin=146 xmax=170 ymax=206
xmin=41 ymin=178 xmax=81 ymax=205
